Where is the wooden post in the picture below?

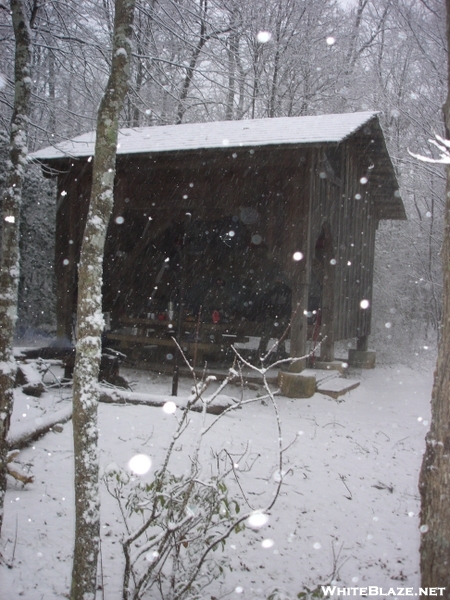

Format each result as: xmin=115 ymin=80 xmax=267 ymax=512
xmin=356 ymin=335 xmax=369 ymax=351
xmin=290 ymin=281 xmax=309 ymax=369
xmin=55 ymin=173 xmax=76 ymax=342
xmin=319 ymin=225 xmax=335 ymax=362
xmin=283 ymin=151 xmax=311 ymax=370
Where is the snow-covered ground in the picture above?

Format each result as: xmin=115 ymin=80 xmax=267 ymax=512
xmin=1 ymin=360 xmax=433 ymax=599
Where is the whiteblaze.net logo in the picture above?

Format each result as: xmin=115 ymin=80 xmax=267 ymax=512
xmin=321 ymin=586 xmax=446 ymax=597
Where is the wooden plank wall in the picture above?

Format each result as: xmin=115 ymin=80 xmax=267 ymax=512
xmin=309 ymin=139 xmax=378 ymax=343
xmin=342 ymin=133 xmax=379 ymax=341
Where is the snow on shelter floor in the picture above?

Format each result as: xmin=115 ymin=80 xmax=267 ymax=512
xmin=1 ymin=362 xmax=433 ymax=599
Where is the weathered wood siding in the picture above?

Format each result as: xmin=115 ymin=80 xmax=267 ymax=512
xmin=309 ymin=135 xmax=379 ymax=343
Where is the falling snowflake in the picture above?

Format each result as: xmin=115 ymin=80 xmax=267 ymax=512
xmin=247 ymin=512 xmax=269 ymax=529
xmin=256 ymin=31 xmax=272 ymax=43
xmin=128 ymin=454 xmax=152 ymax=475
xmin=162 ymin=401 xmax=177 ymax=415
xmin=146 ymin=550 xmax=159 ymax=562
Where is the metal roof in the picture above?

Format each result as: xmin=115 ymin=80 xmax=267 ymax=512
xmin=30 ymin=111 xmax=379 ymax=160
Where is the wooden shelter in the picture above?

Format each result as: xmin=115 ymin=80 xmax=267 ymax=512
xmin=32 ymin=111 xmax=405 ymax=367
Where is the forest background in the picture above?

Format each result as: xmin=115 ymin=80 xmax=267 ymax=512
xmin=0 ymin=0 xmax=446 ymax=362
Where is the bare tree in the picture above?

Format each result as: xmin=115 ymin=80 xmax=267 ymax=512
xmin=70 ymin=0 xmax=135 ymax=596
xmin=419 ymin=0 xmax=450 ymax=588
xmin=0 ymin=0 xmax=33 ymax=538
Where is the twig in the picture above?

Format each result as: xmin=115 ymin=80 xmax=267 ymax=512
xmin=329 ymin=540 xmax=350 ymax=581
xmin=372 ymin=481 xmax=394 ymax=493
xmin=260 ymin=303 xmax=300 ymax=363
xmin=323 ymin=420 xmax=345 ymax=428
xmin=282 ymin=434 xmax=301 ymax=453
xmin=339 ymin=474 xmax=352 ymax=500
xmin=12 ymin=514 xmax=18 ymax=567
xmin=376 ymin=431 xmax=391 ymax=442
xmin=393 ymin=436 xmax=410 ymax=448
xmin=223 ymin=446 xmax=255 ymax=510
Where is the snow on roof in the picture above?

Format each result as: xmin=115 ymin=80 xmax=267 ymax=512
xmin=31 ymin=111 xmax=379 ymax=160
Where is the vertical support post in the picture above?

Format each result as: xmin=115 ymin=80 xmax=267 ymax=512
xmin=55 ymin=174 xmax=76 ymax=343
xmin=172 ymin=212 xmax=191 ymax=396
xmin=283 ymin=150 xmax=311 ymax=371
xmin=356 ymin=335 xmax=369 ymax=351
xmin=319 ymin=226 xmax=335 ymax=362
xmin=320 ymin=333 xmax=335 ymax=362
xmin=289 ymin=281 xmax=309 ymax=371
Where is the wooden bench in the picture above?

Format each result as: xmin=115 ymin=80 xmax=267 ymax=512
xmin=105 ymin=316 xmax=290 ymax=362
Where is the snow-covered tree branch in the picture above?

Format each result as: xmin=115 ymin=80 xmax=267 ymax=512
xmin=409 ymin=134 xmax=450 ymax=164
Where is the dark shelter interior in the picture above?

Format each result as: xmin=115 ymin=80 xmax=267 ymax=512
xmin=104 ymin=213 xmax=299 ymax=324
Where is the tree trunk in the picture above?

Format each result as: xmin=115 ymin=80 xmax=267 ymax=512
xmin=70 ymin=0 xmax=135 ymax=597
xmin=225 ymin=4 xmax=240 ymax=121
xmin=0 ymin=0 xmax=32 ymax=538
xmin=175 ymin=0 xmax=208 ymax=125
xmin=419 ymin=0 xmax=450 ymax=589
